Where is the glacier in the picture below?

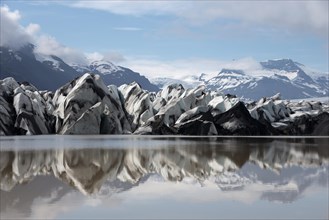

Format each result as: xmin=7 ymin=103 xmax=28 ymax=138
xmin=1 ymin=73 xmax=328 ymax=136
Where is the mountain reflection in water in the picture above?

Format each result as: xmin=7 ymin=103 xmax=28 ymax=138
xmin=0 ymin=136 xmax=328 ymax=219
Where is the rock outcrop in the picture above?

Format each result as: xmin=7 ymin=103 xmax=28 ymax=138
xmin=118 ymin=82 xmax=154 ymax=131
xmin=247 ymin=93 xmax=329 ymax=135
xmin=0 ymin=77 xmax=54 ymax=135
xmin=52 ymin=74 xmax=131 ymax=134
xmin=213 ymin=101 xmax=272 ymax=135
xmin=1 ymin=74 xmax=328 ymax=136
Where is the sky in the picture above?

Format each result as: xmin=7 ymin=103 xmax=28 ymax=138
xmin=1 ymin=0 xmax=328 ymax=79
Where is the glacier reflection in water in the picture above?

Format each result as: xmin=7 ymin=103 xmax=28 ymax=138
xmin=0 ymin=136 xmax=328 ymax=219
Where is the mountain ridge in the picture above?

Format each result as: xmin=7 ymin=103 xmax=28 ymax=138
xmin=1 ymin=43 xmax=327 ymax=99
xmin=0 ymin=44 xmax=159 ymax=92
xmin=151 ymin=59 xmax=328 ymax=100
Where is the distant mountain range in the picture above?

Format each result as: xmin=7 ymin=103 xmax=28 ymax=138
xmin=1 ymin=44 xmax=328 ymax=100
xmin=71 ymin=59 xmax=159 ymax=92
xmin=0 ymin=44 xmax=159 ymax=92
xmin=152 ymin=59 xmax=329 ymax=100
xmin=0 ymin=44 xmax=80 ymax=91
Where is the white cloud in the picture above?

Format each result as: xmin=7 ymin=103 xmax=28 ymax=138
xmin=2 ymin=4 xmax=326 ymax=79
xmin=0 ymin=5 xmax=130 ymax=66
xmin=218 ymin=57 xmax=262 ymax=72
xmin=85 ymin=51 xmax=126 ymax=64
xmin=121 ymin=58 xmax=220 ymax=79
xmin=85 ymin=52 xmax=104 ymax=62
xmin=0 ymin=5 xmax=88 ymax=65
xmin=70 ymin=1 xmax=328 ymax=36
xmin=25 ymin=23 xmax=41 ymax=36
xmin=0 ymin=5 xmax=34 ymax=49
xmin=71 ymin=1 xmax=183 ymax=16
xmin=103 ymin=51 xmax=126 ymax=63
xmin=34 ymin=35 xmax=88 ymax=65
xmin=0 ymin=6 xmax=261 ymax=78
xmin=1 ymin=5 xmax=121 ymax=66
xmin=121 ymin=57 xmax=264 ymax=79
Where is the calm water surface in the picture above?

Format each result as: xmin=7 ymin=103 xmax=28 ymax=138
xmin=0 ymin=136 xmax=328 ymax=219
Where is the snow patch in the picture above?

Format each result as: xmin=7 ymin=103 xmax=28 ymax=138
xmin=272 ymin=70 xmax=298 ymax=80
xmin=89 ymin=60 xmax=123 ymax=75
xmin=34 ymin=53 xmax=64 ymax=72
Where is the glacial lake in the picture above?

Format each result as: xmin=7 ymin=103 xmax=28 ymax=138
xmin=0 ymin=135 xmax=328 ymax=219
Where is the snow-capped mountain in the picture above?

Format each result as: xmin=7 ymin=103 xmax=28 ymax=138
xmin=0 ymin=44 xmax=81 ymax=91
xmin=1 ymin=43 xmax=326 ymax=99
xmin=151 ymin=75 xmax=202 ymax=89
xmin=206 ymin=69 xmax=253 ymax=91
xmin=72 ymin=60 xmax=159 ymax=92
xmin=1 ymin=44 xmax=159 ymax=92
xmin=152 ymin=59 xmax=328 ymax=100
xmin=89 ymin=60 xmax=123 ymax=73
